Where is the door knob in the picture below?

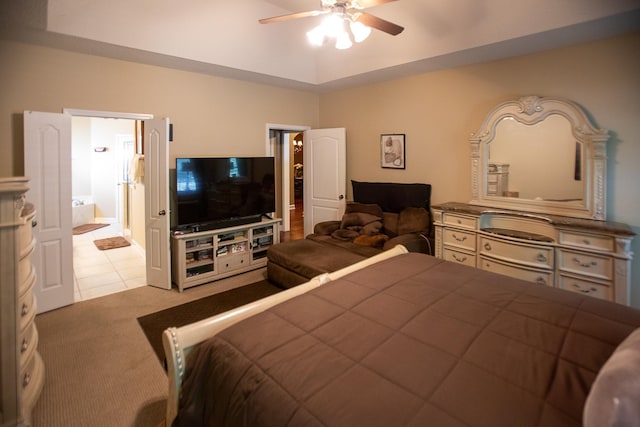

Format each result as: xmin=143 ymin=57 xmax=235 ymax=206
xmin=159 ymin=210 xmax=166 ymax=216
xmin=339 ymin=195 xmax=344 ymax=200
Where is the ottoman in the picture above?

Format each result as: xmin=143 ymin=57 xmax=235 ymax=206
xmin=266 ymin=239 xmax=367 ymax=288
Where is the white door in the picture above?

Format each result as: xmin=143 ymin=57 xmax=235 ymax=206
xmin=303 ymin=128 xmax=346 ymax=236
xmin=24 ymin=111 xmax=74 ymax=313
xmin=144 ymin=118 xmax=171 ymax=289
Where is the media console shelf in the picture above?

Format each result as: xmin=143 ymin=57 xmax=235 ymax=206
xmin=171 ymin=218 xmax=280 ymax=292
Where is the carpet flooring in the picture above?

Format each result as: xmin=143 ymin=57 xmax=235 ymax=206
xmin=32 ymin=268 xmax=269 ymax=427
xmin=73 ymin=223 xmax=109 ymax=235
xmin=138 ymin=279 xmax=282 ymax=362
xmin=94 ymin=236 xmax=131 ymax=250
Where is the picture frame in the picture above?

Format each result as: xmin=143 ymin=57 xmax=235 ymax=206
xmin=380 ymin=134 xmax=405 ymax=169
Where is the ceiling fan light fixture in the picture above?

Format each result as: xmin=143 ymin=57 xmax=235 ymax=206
xmin=261 ymin=0 xmax=404 ymax=50
xmin=335 ymin=30 xmax=353 ymax=49
xmin=349 ymin=20 xmax=371 ymax=43
xmin=306 ymin=26 xmax=325 ymax=46
xmin=322 ymin=14 xmax=345 ymax=38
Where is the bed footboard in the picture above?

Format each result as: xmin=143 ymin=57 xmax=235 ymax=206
xmin=162 ymin=244 xmax=408 ymax=425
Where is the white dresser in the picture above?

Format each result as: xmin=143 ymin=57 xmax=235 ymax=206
xmin=433 ymin=202 xmax=635 ymax=305
xmin=438 ymin=96 xmax=636 ymax=305
xmin=0 ymin=177 xmax=44 ymax=426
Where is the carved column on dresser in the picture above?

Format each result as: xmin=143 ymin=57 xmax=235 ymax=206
xmin=0 ymin=177 xmax=44 ymax=426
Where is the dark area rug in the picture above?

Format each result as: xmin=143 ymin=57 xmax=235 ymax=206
xmin=73 ymin=223 xmax=109 ymax=235
xmin=94 ymin=236 xmax=131 ymax=250
xmin=138 ymin=280 xmax=282 ymax=363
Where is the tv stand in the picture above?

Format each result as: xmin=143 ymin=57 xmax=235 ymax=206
xmin=170 ymin=218 xmax=281 ymax=292
xmin=174 ymin=215 xmax=264 ymax=234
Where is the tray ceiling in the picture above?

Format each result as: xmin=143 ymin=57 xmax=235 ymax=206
xmin=2 ymin=0 xmax=640 ymax=91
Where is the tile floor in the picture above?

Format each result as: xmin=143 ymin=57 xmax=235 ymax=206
xmin=73 ymin=224 xmax=147 ymax=301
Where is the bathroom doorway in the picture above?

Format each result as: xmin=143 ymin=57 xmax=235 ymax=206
xmin=71 ymin=116 xmax=147 ymax=301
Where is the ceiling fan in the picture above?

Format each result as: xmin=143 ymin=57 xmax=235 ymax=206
xmin=259 ymin=0 xmax=404 ymax=48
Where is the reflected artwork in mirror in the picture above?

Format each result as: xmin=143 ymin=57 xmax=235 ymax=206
xmin=470 ymin=96 xmax=608 ymax=220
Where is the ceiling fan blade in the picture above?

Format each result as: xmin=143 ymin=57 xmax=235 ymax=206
xmin=259 ymin=10 xmax=328 ymax=24
xmin=356 ymin=12 xmax=404 ymax=35
xmin=352 ymin=0 xmax=398 ymax=9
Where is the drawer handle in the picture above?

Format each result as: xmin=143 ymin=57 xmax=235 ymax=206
xmin=21 ymin=338 xmax=28 ymax=353
xmin=21 ymin=303 xmax=28 ymax=316
xmin=582 ymin=239 xmax=591 ymax=245
xmin=535 ymin=277 xmax=547 ymax=285
xmin=537 ymin=253 xmax=547 ymax=263
xmin=452 ymin=254 xmax=467 ymax=263
xmin=452 ymin=234 xmax=467 ymax=242
xmin=23 ymin=372 xmax=31 ymax=387
xmin=573 ymin=258 xmax=597 ymax=268
xmin=484 ymin=243 xmax=492 ymax=251
xmin=572 ymin=283 xmax=597 ymax=294
xmin=456 ymin=219 xmax=462 ymax=224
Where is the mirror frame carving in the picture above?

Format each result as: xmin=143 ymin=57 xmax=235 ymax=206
xmin=470 ymin=96 xmax=608 ymax=220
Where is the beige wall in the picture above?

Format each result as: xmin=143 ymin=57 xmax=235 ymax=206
xmin=0 ymin=40 xmax=320 ymax=175
xmin=1 ymin=33 xmax=639 ymax=306
xmin=319 ymin=32 xmax=640 ymax=306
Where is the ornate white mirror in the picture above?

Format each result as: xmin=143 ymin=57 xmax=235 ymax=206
xmin=470 ymin=96 xmax=608 ymax=220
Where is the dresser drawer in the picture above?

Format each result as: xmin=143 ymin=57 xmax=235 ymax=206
xmin=18 ymin=265 xmax=36 ymax=298
xmin=559 ymin=230 xmax=614 ymax=252
xmin=479 ymin=235 xmax=553 ymax=269
xmin=443 ymin=248 xmax=476 ymax=267
xmin=19 ymin=322 xmax=38 ymax=368
xmin=218 ymin=253 xmax=251 ymax=273
xmin=443 ymin=228 xmax=476 ymax=251
xmin=558 ymin=274 xmax=612 ymax=301
xmin=21 ymin=352 xmax=44 ymax=410
xmin=18 ymin=240 xmax=35 ymax=285
xmin=557 ymin=249 xmax=612 ymax=281
xmin=18 ymin=287 xmax=37 ymax=332
xmin=479 ymin=256 xmax=553 ymax=287
xmin=19 ymin=211 xmax=36 ymax=250
xmin=443 ymin=213 xmax=477 ymax=230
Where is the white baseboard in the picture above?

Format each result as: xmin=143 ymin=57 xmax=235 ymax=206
xmin=129 ymin=239 xmax=145 ymax=257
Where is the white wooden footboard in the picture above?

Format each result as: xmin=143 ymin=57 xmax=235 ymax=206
xmin=162 ymin=245 xmax=408 ymax=425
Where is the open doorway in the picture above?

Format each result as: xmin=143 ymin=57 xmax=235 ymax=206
xmin=290 ymin=132 xmax=304 ymax=240
xmin=267 ymin=125 xmax=308 ymax=241
xmin=70 ymin=115 xmax=147 ymax=301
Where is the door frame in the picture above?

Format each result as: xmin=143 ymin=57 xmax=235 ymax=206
xmin=64 ymin=108 xmax=153 ymax=267
xmin=265 ymin=123 xmax=310 ymax=232
xmin=64 ymin=109 xmax=153 ymax=236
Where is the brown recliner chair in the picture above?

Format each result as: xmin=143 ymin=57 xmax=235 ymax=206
xmin=267 ymin=181 xmax=433 ymax=288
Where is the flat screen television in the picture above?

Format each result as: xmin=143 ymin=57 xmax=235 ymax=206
xmin=173 ymin=157 xmax=275 ymax=231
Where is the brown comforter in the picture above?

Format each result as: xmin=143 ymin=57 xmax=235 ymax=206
xmin=175 ymin=253 xmax=640 ymax=427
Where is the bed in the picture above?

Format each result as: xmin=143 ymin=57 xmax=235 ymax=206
xmin=163 ymin=245 xmax=640 ymax=427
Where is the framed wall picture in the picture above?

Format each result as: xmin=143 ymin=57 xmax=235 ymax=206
xmin=380 ymin=134 xmax=405 ymax=169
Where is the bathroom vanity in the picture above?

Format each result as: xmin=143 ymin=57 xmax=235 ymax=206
xmin=433 ymin=96 xmax=635 ymax=305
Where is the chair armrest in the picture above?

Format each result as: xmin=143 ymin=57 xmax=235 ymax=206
xmin=383 ymin=232 xmax=432 ymax=254
xmin=313 ymin=220 xmax=341 ymax=235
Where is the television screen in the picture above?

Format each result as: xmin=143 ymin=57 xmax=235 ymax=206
xmin=174 ymin=157 xmax=275 ymax=229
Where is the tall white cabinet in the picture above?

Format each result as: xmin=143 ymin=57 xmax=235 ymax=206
xmin=0 ymin=177 xmax=44 ymax=426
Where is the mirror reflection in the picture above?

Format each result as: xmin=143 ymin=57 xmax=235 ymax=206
xmin=488 ymin=114 xmax=583 ymax=203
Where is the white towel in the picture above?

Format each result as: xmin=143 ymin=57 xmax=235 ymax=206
xmin=128 ymin=154 xmax=144 ymax=183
